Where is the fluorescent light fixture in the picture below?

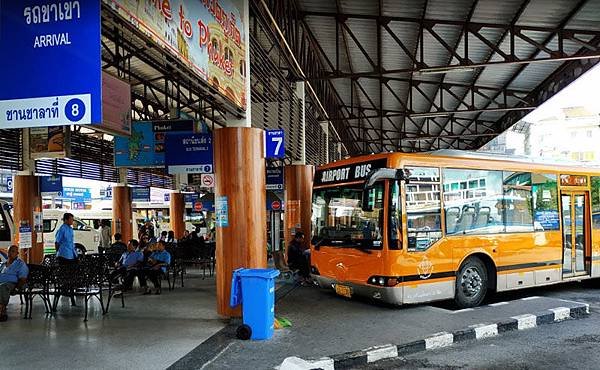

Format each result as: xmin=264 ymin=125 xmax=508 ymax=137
xmin=409 ymin=112 xmax=451 ymax=119
xmin=418 ymin=66 xmax=478 ymax=75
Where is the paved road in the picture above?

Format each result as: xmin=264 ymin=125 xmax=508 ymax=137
xmin=358 ymin=281 xmax=600 ymax=370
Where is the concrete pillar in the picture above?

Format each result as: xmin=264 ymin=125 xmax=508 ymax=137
xmin=13 ymin=174 xmax=42 ymax=263
xmin=214 ymin=127 xmax=266 ymax=317
xmin=284 ymin=165 xmax=314 ymax=250
xmin=170 ymin=192 xmax=185 ymax=239
xmin=112 ymin=186 xmax=132 ymax=242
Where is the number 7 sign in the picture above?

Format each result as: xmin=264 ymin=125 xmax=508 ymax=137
xmin=265 ymin=130 xmax=285 ymax=159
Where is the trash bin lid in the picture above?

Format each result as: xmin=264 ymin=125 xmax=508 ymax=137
xmin=238 ymin=268 xmax=280 ymax=279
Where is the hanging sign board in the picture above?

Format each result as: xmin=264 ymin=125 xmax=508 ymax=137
xmin=40 ymin=175 xmax=63 ymax=197
xmin=97 ymin=71 xmax=132 ymax=136
xmin=30 ymin=126 xmax=70 ymax=159
xmin=114 ymin=120 xmax=194 ymax=167
xmin=106 ymin=0 xmax=247 ymax=110
xmin=265 ymin=130 xmax=285 ymax=159
xmin=131 ymin=187 xmax=151 ymax=202
xmin=266 ymin=166 xmax=284 ymax=190
xmin=165 ymin=133 xmax=214 ymax=174
xmin=62 ymin=187 xmax=91 ymax=203
xmin=0 ymin=0 xmax=102 ymax=128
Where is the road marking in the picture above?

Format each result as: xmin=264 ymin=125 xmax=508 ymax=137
xmin=425 ymin=332 xmax=454 ymax=350
xmin=366 ymin=344 xmax=398 ymax=363
xmin=489 ymin=301 xmax=510 ymax=307
xmin=550 ymin=307 xmax=571 ymax=321
xmin=450 ymin=308 xmax=474 ymax=314
xmin=511 ymin=314 xmax=537 ymax=330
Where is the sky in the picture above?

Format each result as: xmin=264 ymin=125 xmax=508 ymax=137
xmin=522 ymin=63 xmax=600 ymax=123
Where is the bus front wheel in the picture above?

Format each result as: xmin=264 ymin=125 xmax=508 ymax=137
xmin=455 ymin=257 xmax=488 ymax=308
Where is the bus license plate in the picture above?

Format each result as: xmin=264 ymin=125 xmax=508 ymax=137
xmin=335 ymin=284 xmax=352 ymax=298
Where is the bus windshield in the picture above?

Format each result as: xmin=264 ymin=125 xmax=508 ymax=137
xmin=311 ymin=183 xmax=384 ymax=249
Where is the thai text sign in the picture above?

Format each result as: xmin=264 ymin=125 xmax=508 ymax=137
xmin=106 ymin=0 xmax=247 ymax=110
xmin=0 ymin=0 xmax=102 ymax=128
xmin=165 ymin=133 xmax=214 ymax=174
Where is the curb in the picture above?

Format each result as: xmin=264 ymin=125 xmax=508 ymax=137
xmin=279 ymin=303 xmax=589 ymax=370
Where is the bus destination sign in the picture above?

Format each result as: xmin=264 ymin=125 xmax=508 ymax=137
xmin=314 ymin=159 xmax=387 ymax=186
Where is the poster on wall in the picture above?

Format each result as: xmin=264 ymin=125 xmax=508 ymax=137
xmin=114 ymin=120 xmax=194 ymax=167
xmin=105 ymin=0 xmax=247 ymax=110
xmin=0 ymin=0 xmax=102 ymax=128
xmin=30 ymin=126 xmax=70 ymax=159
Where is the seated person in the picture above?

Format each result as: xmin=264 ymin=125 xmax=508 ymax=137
xmin=0 ymin=245 xmax=28 ymax=322
xmin=111 ymin=240 xmax=143 ymax=291
xmin=287 ymin=232 xmax=310 ymax=284
xmin=140 ymin=241 xmax=171 ymax=295
xmin=107 ymin=233 xmax=127 ymax=255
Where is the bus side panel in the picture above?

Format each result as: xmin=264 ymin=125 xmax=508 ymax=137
xmin=592 ymin=227 xmax=600 ymax=277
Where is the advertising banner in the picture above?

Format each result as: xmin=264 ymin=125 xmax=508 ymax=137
xmin=165 ymin=133 xmax=213 ymax=174
xmin=114 ymin=120 xmax=194 ymax=167
xmin=106 ymin=0 xmax=247 ymax=110
xmin=30 ymin=126 xmax=70 ymax=159
xmin=216 ymin=195 xmax=229 ymax=227
xmin=99 ymin=72 xmax=132 ymax=136
xmin=0 ymin=0 xmax=102 ymax=128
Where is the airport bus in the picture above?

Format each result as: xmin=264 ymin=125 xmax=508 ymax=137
xmin=310 ymin=150 xmax=600 ymax=308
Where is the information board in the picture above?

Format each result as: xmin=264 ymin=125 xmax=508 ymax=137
xmin=216 ymin=196 xmax=229 ymax=227
xmin=165 ymin=133 xmax=214 ymax=174
xmin=0 ymin=0 xmax=102 ymax=128
xmin=40 ymin=175 xmax=63 ymax=197
xmin=265 ymin=130 xmax=285 ymax=159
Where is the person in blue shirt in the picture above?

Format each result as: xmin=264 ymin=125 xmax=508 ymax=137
xmin=140 ymin=241 xmax=171 ymax=295
xmin=55 ymin=213 xmax=78 ymax=264
xmin=111 ymin=240 xmax=144 ymax=291
xmin=0 ymin=245 xmax=29 ymax=322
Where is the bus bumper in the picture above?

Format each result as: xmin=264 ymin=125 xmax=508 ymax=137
xmin=312 ymin=275 xmax=403 ymax=305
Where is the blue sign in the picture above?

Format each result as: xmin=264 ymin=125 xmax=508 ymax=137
xmin=114 ymin=120 xmax=195 ymax=167
xmin=131 ymin=187 xmax=150 ymax=202
xmin=534 ymin=210 xmax=560 ymax=231
xmin=40 ymin=175 xmax=63 ymax=196
xmin=184 ymin=194 xmax=215 ymax=212
xmin=0 ymin=0 xmax=102 ymax=128
xmin=6 ymin=176 xmax=12 ymax=193
xmin=216 ymin=196 xmax=229 ymax=227
xmin=265 ymin=130 xmax=285 ymax=159
xmin=266 ymin=166 xmax=284 ymax=190
xmin=62 ymin=186 xmax=91 ymax=203
xmin=165 ymin=133 xmax=213 ymax=174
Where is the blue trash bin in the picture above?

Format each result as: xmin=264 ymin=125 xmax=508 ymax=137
xmin=230 ymin=268 xmax=280 ymax=340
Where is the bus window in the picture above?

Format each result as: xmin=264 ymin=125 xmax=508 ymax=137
xmin=405 ymin=167 xmax=442 ymax=251
xmin=389 ymin=181 xmax=401 ymax=250
xmin=0 ymin=209 xmax=10 ymax=241
xmin=592 ymin=176 xmax=600 ymax=229
xmin=503 ymin=172 xmax=533 ymax=232
xmin=311 ymin=183 xmax=384 ymax=249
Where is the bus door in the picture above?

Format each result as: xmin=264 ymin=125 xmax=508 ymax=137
xmin=560 ymin=192 xmax=590 ymax=277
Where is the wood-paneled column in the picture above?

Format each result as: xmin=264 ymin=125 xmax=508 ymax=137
xmin=170 ymin=192 xmax=185 ymax=239
xmin=13 ymin=174 xmax=42 ymax=263
xmin=214 ymin=127 xmax=266 ymax=317
xmin=112 ymin=186 xmax=132 ymax=243
xmin=284 ymin=165 xmax=314 ymax=250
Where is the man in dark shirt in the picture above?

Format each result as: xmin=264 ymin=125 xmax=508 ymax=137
xmin=287 ymin=232 xmax=309 ymax=283
xmin=108 ymin=233 xmax=127 ymax=255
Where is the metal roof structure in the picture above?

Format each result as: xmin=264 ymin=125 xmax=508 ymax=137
xmin=255 ymin=0 xmax=600 ymax=155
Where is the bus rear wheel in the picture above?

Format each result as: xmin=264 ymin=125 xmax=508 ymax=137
xmin=455 ymin=257 xmax=488 ymax=308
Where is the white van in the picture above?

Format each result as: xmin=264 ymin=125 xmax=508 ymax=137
xmin=42 ymin=210 xmax=101 ymax=255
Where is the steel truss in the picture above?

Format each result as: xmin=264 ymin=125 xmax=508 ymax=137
xmin=256 ymin=0 xmax=600 ymax=153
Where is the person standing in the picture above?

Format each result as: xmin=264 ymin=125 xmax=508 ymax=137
xmin=99 ymin=219 xmax=112 ymax=251
xmin=0 ymin=245 xmax=28 ymax=322
xmin=55 ymin=213 xmax=78 ymax=264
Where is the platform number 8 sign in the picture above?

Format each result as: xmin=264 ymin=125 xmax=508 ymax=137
xmin=65 ymin=98 xmax=86 ymax=122
xmin=265 ymin=130 xmax=285 ymax=159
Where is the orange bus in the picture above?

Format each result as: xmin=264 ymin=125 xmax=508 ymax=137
xmin=310 ymin=150 xmax=600 ymax=308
